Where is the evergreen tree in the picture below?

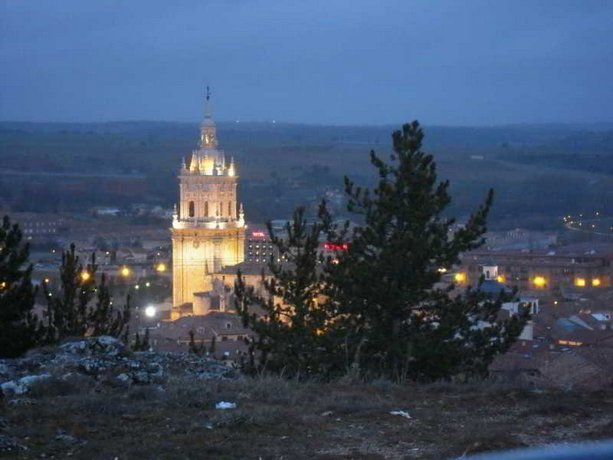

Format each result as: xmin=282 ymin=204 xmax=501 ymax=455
xmin=0 ymin=216 xmax=40 ymax=358
xmin=89 ymin=273 xmax=131 ymax=342
xmin=208 ymin=335 xmax=216 ymax=355
xmin=188 ymin=329 xmax=206 ymax=356
xmin=325 ymin=121 xmax=527 ymax=380
xmin=132 ymin=328 xmax=150 ymax=351
xmin=43 ymin=244 xmax=130 ymax=343
xmin=234 ymin=121 xmax=527 ymax=382
xmin=235 ymin=206 xmax=338 ymax=377
xmin=43 ymin=244 xmax=94 ymax=340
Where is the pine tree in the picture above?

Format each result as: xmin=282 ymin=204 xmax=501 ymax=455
xmin=43 ymin=244 xmax=94 ymax=340
xmin=132 ymin=328 xmax=150 ymax=351
xmin=89 ymin=273 xmax=131 ymax=342
xmin=325 ymin=121 xmax=527 ymax=380
xmin=233 ymin=121 xmax=527 ymax=382
xmin=188 ymin=329 xmax=206 ymax=356
xmin=208 ymin=335 xmax=216 ymax=355
xmin=43 ymin=244 xmax=130 ymax=343
xmin=235 ymin=206 xmax=338 ymax=377
xmin=0 ymin=216 xmax=40 ymax=358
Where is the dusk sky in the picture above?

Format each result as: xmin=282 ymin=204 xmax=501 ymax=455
xmin=1 ymin=0 xmax=612 ymax=126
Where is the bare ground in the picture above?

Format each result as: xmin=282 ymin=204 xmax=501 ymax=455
xmin=1 ymin=376 xmax=612 ymax=459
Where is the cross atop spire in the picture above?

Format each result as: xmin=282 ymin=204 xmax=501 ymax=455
xmin=204 ymin=84 xmax=212 ymax=119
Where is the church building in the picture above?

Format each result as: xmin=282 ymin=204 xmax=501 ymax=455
xmin=171 ymin=88 xmax=245 ymax=319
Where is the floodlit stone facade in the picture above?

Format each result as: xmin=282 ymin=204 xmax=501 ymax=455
xmin=171 ymin=89 xmax=245 ymax=319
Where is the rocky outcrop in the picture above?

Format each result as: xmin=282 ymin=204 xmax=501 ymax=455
xmin=0 ymin=336 xmax=239 ymax=398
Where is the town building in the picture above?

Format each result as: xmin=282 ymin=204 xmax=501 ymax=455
xmin=10 ymin=212 xmax=66 ymax=239
xmin=145 ymin=311 xmax=252 ymax=357
xmin=245 ymin=227 xmax=278 ymax=264
xmin=455 ymin=249 xmax=611 ymax=293
xmin=171 ymin=89 xmax=245 ymax=319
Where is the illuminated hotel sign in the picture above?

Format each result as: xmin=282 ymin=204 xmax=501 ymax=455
xmin=323 ymin=242 xmax=349 ymax=251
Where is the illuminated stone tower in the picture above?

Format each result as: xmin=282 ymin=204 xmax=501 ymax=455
xmin=171 ymin=87 xmax=245 ymax=319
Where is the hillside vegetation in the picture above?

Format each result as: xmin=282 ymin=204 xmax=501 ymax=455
xmin=1 ymin=371 xmax=612 ymax=459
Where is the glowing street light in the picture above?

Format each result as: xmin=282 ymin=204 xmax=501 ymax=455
xmin=144 ymin=305 xmax=156 ymax=318
xmin=574 ymin=277 xmax=586 ymax=287
xmin=120 ymin=266 xmax=131 ymax=277
xmin=80 ymin=271 xmax=91 ymax=282
xmin=156 ymin=263 xmax=167 ymax=273
xmin=532 ymin=276 xmax=546 ymax=288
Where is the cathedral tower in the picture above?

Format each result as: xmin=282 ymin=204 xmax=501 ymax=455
xmin=171 ymin=88 xmax=245 ymax=319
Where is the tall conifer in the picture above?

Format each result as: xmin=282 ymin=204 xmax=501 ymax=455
xmin=0 ymin=216 xmax=40 ymax=358
xmin=235 ymin=207 xmax=337 ymax=377
xmin=236 ymin=122 xmax=527 ymax=381
xmin=325 ymin=121 xmax=526 ymax=380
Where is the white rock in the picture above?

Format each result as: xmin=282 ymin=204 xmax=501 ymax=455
xmin=1 ymin=373 xmax=51 ymax=395
xmin=389 ymin=410 xmax=412 ymax=419
xmin=215 ymin=401 xmax=237 ymax=410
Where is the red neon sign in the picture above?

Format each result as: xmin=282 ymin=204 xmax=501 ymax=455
xmin=323 ymin=242 xmax=349 ymax=251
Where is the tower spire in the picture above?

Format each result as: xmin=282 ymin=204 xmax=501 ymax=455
xmin=199 ymin=83 xmax=217 ymax=149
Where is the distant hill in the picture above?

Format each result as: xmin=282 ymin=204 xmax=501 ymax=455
xmin=2 ymin=121 xmax=613 ymax=152
xmin=1 ymin=121 xmax=611 ymax=228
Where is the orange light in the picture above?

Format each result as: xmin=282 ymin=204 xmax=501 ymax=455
xmin=156 ymin=263 xmax=166 ymax=273
xmin=592 ymin=278 xmax=601 ymax=287
xmin=80 ymin=271 xmax=91 ymax=282
xmin=558 ymin=340 xmax=583 ymax=347
xmin=574 ymin=277 xmax=586 ymax=287
xmin=532 ymin=276 xmax=546 ymax=288
xmin=496 ymin=275 xmax=506 ymax=283
xmin=454 ymin=272 xmax=466 ymax=283
xmin=120 ymin=266 xmax=131 ymax=277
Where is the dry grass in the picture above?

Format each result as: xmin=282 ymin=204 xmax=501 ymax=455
xmin=1 ymin=375 xmax=612 ymax=459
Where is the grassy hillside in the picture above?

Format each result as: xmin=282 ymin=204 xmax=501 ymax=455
xmin=1 ymin=375 xmax=612 ymax=459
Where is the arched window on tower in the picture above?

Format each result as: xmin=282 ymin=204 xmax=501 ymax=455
xmin=204 ymin=201 xmax=209 ymax=217
xmin=228 ymin=202 xmax=232 ymax=218
xmin=188 ymin=201 xmax=195 ymax=218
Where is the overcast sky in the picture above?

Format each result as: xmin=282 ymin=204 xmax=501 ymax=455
xmin=1 ymin=0 xmax=612 ymax=125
